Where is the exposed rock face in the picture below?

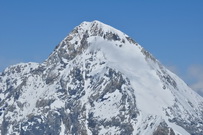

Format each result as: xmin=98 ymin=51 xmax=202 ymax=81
xmin=0 ymin=20 xmax=203 ymax=135
xmin=153 ymin=121 xmax=175 ymax=135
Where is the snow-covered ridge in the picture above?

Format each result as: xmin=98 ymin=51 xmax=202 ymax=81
xmin=0 ymin=20 xmax=203 ymax=135
xmin=46 ymin=20 xmax=140 ymax=66
xmin=78 ymin=20 xmax=129 ymax=38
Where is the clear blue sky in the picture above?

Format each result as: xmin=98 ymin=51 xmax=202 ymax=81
xmin=0 ymin=1 xmax=203 ymax=94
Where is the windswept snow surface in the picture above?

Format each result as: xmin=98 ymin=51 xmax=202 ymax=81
xmin=0 ymin=20 xmax=203 ymax=135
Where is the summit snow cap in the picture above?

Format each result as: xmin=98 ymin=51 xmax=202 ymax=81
xmin=64 ymin=20 xmax=136 ymax=44
xmin=76 ymin=20 xmax=127 ymax=36
xmin=47 ymin=20 xmax=139 ymax=65
xmin=1 ymin=20 xmax=203 ymax=135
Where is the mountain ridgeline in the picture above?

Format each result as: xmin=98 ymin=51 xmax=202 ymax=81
xmin=0 ymin=21 xmax=203 ymax=135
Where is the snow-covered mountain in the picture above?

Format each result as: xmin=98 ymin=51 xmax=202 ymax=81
xmin=0 ymin=20 xmax=203 ymax=135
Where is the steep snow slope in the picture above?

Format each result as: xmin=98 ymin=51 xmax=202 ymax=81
xmin=0 ymin=20 xmax=203 ymax=135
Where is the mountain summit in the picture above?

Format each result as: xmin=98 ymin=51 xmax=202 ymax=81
xmin=0 ymin=21 xmax=203 ymax=135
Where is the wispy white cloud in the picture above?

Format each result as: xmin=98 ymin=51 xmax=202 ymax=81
xmin=166 ymin=64 xmax=203 ymax=97
xmin=187 ymin=65 xmax=203 ymax=96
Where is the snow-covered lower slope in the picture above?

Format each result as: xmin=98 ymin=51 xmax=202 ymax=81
xmin=0 ymin=20 xmax=203 ymax=135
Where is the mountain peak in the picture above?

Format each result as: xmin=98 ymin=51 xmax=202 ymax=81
xmin=1 ymin=21 xmax=203 ymax=135
xmin=79 ymin=20 xmax=104 ymax=27
xmin=79 ymin=20 xmax=118 ymax=31
xmin=46 ymin=20 xmax=138 ymax=66
xmin=72 ymin=20 xmax=129 ymax=41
